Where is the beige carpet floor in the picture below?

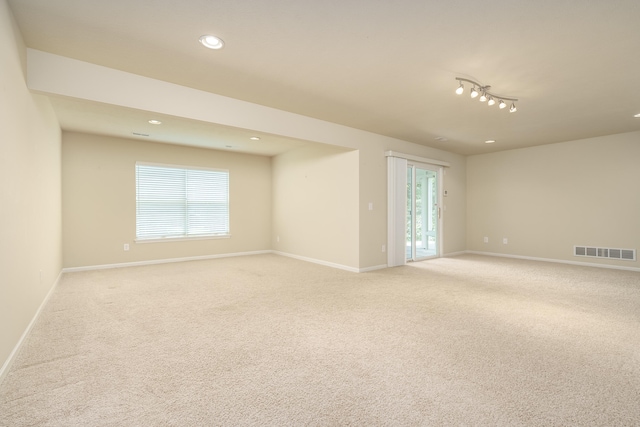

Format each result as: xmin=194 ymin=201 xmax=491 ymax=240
xmin=1 ymin=254 xmax=639 ymax=426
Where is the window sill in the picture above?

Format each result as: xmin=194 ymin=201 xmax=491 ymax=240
xmin=135 ymin=234 xmax=231 ymax=244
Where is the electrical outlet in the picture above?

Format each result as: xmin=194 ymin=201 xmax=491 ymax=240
xmin=368 ymin=202 xmax=373 ymax=211
xmin=276 ymin=236 xmax=280 ymax=243
xmin=483 ymin=237 xmax=489 ymax=243
xmin=503 ymin=238 xmax=508 ymax=244
xmin=382 ymin=244 xmax=386 ymax=253
xmin=124 ymin=243 xmax=130 ymax=251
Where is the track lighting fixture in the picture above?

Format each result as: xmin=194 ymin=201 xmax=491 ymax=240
xmin=455 ymin=77 xmax=518 ymax=112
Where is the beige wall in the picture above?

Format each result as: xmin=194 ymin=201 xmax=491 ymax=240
xmin=271 ymin=139 xmax=467 ymax=270
xmin=272 ymin=145 xmax=359 ymax=269
xmin=62 ymin=128 xmax=467 ymax=272
xmin=27 ymin=50 xmax=468 ymax=270
xmin=0 ymin=0 xmax=62 ymax=380
xmin=62 ymin=132 xmax=272 ymax=268
xmin=357 ymin=144 xmax=467 ymax=268
xmin=467 ymin=131 xmax=640 ymax=268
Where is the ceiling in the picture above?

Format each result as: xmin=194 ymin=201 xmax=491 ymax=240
xmin=8 ymin=0 xmax=640 ymax=156
xmin=48 ymin=96 xmax=315 ymax=156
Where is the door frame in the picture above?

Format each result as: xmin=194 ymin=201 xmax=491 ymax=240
xmin=386 ymin=151 xmax=449 ymax=267
xmin=406 ymin=161 xmax=443 ymax=262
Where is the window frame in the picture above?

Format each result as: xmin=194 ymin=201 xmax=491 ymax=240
xmin=134 ymin=161 xmax=231 ymax=243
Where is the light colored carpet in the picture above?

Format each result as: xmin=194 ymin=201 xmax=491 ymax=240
xmin=1 ymin=254 xmax=639 ymax=426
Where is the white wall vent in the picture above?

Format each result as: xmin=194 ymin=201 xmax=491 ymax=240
xmin=574 ymin=246 xmax=636 ymax=261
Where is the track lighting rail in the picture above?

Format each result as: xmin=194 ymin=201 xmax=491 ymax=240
xmin=455 ymin=77 xmax=518 ymax=112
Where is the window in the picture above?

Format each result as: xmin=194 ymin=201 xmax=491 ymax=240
xmin=135 ymin=162 xmax=229 ymax=241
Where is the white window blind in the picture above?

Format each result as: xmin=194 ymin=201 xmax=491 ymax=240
xmin=135 ymin=162 xmax=229 ymax=240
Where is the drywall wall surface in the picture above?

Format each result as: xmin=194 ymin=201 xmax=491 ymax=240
xmin=271 ymin=140 xmax=466 ymax=270
xmin=0 ymin=0 xmax=62 ymax=382
xmin=467 ymin=131 xmax=640 ymax=269
xmin=62 ymin=132 xmax=272 ymax=268
xmin=272 ymin=145 xmax=359 ymax=269
xmin=28 ymin=49 xmax=468 ymax=270
xmin=356 ymin=140 xmax=467 ymax=268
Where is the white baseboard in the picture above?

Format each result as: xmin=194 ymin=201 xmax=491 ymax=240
xmin=61 ymin=250 xmax=273 ymax=273
xmin=359 ymin=264 xmax=388 ymax=273
xmin=0 ymin=271 xmax=63 ymax=386
xmin=63 ymin=250 xmax=386 ymax=275
xmin=272 ymin=251 xmax=362 ymax=273
xmin=466 ymin=251 xmax=640 ymax=272
xmin=443 ymin=251 xmax=467 ymax=258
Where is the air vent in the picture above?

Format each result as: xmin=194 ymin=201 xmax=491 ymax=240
xmin=574 ymin=246 xmax=636 ymax=261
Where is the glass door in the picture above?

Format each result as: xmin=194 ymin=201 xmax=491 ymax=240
xmin=406 ymin=163 xmax=440 ymax=261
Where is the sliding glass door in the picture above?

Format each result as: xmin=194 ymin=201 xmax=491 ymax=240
xmin=406 ymin=163 xmax=440 ymax=261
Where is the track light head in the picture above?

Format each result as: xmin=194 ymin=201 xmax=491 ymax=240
xmin=454 ymin=78 xmax=518 ymax=112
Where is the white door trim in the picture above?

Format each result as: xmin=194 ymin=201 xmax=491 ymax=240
xmin=384 ymin=150 xmax=450 ymax=168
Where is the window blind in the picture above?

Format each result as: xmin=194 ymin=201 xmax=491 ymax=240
xmin=135 ymin=163 xmax=229 ymax=240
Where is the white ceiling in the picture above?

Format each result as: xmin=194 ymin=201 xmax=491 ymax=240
xmin=8 ymin=0 xmax=640 ymax=155
xmin=48 ymin=96 xmax=315 ymax=156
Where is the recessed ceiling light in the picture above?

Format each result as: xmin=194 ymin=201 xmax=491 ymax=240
xmin=634 ymin=113 xmax=640 ymax=118
xmin=485 ymin=140 xmax=496 ymax=144
xmin=250 ymin=136 xmax=261 ymax=141
xmin=148 ymin=120 xmax=162 ymax=125
xmin=199 ymin=35 xmax=225 ymax=50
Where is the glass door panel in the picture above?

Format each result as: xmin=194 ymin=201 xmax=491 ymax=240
xmin=406 ymin=166 xmax=414 ymax=261
xmin=407 ymin=164 xmax=439 ymax=261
